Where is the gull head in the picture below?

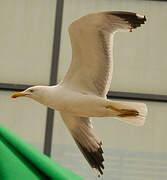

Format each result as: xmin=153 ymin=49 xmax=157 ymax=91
xmin=11 ymin=86 xmax=44 ymax=100
xmin=11 ymin=85 xmax=57 ymax=108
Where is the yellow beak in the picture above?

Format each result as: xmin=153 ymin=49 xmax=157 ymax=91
xmin=11 ymin=92 xmax=26 ymax=98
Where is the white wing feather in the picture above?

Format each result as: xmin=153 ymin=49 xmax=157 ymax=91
xmin=62 ymin=11 xmax=146 ymax=97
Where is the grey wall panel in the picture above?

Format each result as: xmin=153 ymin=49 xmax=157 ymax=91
xmin=0 ymin=0 xmax=56 ymax=85
xmin=0 ymin=91 xmax=47 ymax=152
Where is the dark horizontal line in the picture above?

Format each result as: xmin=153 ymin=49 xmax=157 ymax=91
xmin=145 ymin=0 xmax=167 ymax=1
xmin=0 ymin=83 xmax=167 ymax=102
xmin=107 ymin=91 xmax=167 ymax=102
xmin=0 ymin=83 xmax=32 ymax=91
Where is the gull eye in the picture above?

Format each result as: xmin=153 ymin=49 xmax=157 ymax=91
xmin=30 ymin=89 xmax=34 ymax=93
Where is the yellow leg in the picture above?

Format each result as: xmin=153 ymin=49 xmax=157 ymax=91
xmin=106 ymin=105 xmax=139 ymax=117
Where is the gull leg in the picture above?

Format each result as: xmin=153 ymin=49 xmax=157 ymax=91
xmin=106 ymin=105 xmax=139 ymax=117
xmin=104 ymin=100 xmax=147 ymax=126
xmin=118 ymin=109 xmax=139 ymax=117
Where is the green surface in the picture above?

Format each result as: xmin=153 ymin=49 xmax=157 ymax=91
xmin=0 ymin=136 xmax=46 ymax=180
xmin=0 ymin=126 xmax=84 ymax=180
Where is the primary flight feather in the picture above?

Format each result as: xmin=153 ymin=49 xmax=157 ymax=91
xmin=12 ymin=11 xmax=147 ymax=177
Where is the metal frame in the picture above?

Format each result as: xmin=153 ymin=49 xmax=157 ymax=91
xmin=107 ymin=91 xmax=167 ymax=102
xmin=0 ymin=83 xmax=31 ymax=91
xmin=0 ymin=0 xmax=167 ymax=157
xmin=44 ymin=0 xmax=64 ymax=156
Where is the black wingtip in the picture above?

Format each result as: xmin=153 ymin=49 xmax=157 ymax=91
xmin=110 ymin=11 xmax=146 ymax=29
xmin=76 ymin=141 xmax=104 ymax=176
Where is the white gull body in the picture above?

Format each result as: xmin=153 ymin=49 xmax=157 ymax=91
xmin=12 ymin=11 xmax=147 ymax=177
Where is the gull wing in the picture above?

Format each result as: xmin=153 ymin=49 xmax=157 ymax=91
xmin=60 ymin=112 xmax=104 ymax=177
xmin=62 ymin=11 xmax=146 ymax=97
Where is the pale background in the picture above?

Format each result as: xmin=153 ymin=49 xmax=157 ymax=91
xmin=0 ymin=0 xmax=167 ymax=180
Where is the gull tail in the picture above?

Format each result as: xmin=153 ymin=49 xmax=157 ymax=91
xmin=107 ymin=101 xmax=147 ymax=126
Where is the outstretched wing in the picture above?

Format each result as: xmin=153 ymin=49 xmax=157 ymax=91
xmin=60 ymin=112 xmax=104 ymax=177
xmin=62 ymin=11 xmax=146 ymax=97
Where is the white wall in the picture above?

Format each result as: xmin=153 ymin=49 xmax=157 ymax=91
xmin=0 ymin=0 xmax=56 ymax=85
xmin=0 ymin=91 xmax=47 ymax=152
xmin=0 ymin=0 xmax=57 ymax=151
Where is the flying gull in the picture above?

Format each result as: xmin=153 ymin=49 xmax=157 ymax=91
xmin=11 ymin=11 xmax=147 ymax=177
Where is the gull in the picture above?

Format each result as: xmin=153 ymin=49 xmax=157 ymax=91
xmin=11 ymin=11 xmax=147 ymax=177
